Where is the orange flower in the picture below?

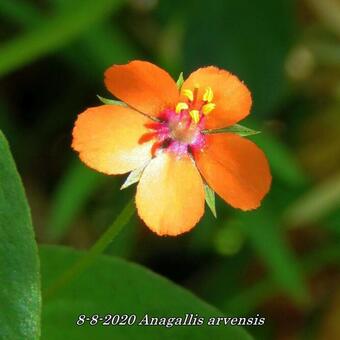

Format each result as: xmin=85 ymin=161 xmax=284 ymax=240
xmin=72 ymin=60 xmax=271 ymax=236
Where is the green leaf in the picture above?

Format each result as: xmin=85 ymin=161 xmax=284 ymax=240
xmin=0 ymin=131 xmax=41 ymax=339
xmin=46 ymin=161 xmax=105 ymax=241
xmin=204 ymin=184 xmax=217 ymax=218
xmin=0 ymin=0 xmax=123 ymax=76
xmin=203 ymin=124 xmax=260 ymax=137
xmin=120 ymin=165 xmax=146 ymax=190
xmin=41 ymin=245 xmax=252 ymax=339
xmin=176 ymin=72 xmax=184 ymax=89
xmin=97 ymin=95 xmax=127 ymax=107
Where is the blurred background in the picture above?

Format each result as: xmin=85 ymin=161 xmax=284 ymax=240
xmin=1 ymin=0 xmax=340 ymax=339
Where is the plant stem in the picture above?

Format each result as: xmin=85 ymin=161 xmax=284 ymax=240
xmin=43 ymin=198 xmax=135 ymax=300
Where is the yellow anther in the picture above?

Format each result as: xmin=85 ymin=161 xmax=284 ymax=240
xmin=202 ymin=102 xmax=216 ymax=115
xmin=189 ymin=110 xmax=200 ymax=123
xmin=203 ymin=87 xmax=214 ymax=102
xmin=175 ymin=102 xmax=189 ymax=113
xmin=182 ymin=89 xmax=194 ymax=102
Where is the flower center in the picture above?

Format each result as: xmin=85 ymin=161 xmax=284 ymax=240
xmin=140 ymin=86 xmax=216 ymax=157
xmin=169 ymin=115 xmax=198 ymax=144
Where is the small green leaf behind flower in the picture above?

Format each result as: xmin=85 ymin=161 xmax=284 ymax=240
xmin=203 ymin=124 xmax=260 ymax=137
xmin=97 ymin=95 xmax=127 ymax=107
xmin=120 ymin=165 xmax=146 ymax=190
xmin=176 ymin=72 xmax=184 ymax=89
xmin=204 ymin=184 xmax=217 ymax=218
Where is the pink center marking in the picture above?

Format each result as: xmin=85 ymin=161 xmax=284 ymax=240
xmin=142 ymin=108 xmax=206 ymax=157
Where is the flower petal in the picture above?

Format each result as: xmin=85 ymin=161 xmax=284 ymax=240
xmin=182 ymin=66 xmax=252 ymax=129
xmin=136 ymin=152 xmax=205 ymax=236
xmin=194 ymin=133 xmax=271 ymax=210
xmin=72 ymin=105 xmax=153 ymax=175
xmin=105 ymin=60 xmax=179 ymax=117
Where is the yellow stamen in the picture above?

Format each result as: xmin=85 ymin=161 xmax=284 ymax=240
xmin=175 ymin=102 xmax=189 ymax=113
xmin=203 ymin=87 xmax=213 ymax=102
xmin=182 ymin=89 xmax=194 ymax=102
xmin=189 ymin=109 xmax=200 ymax=123
xmin=202 ymin=102 xmax=216 ymax=115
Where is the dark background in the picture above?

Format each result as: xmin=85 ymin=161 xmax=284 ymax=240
xmin=1 ymin=0 xmax=340 ymax=338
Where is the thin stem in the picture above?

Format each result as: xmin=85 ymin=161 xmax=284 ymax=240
xmin=43 ymin=198 xmax=135 ymax=300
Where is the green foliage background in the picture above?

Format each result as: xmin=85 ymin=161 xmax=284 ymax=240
xmin=0 ymin=0 xmax=339 ymax=339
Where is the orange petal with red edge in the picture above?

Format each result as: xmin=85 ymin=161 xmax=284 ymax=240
xmin=194 ymin=133 xmax=271 ymax=210
xmin=136 ymin=152 xmax=205 ymax=236
xmin=72 ymin=105 xmax=153 ymax=175
xmin=105 ymin=60 xmax=179 ymax=118
xmin=181 ymin=66 xmax=252 ymax=129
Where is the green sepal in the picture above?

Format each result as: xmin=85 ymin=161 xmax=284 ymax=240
xmin=203 ymin=123 xmax=260 ymax=137
xmin=97 ymin=95 xmax=127 ymax=107
xmin=204 ymin=184 xmax=217 ymax=218
xmin=176 ymin=72 xmax=184 ymax=89
xmin=120 ymin=165 xmax=145 ymax=190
